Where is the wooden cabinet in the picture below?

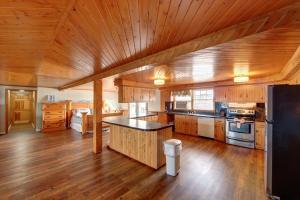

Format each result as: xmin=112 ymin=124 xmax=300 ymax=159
xmin=214 ymin=118 xmax=225 ymax=142
xmin=42 ymin=102 xmax=67 ymax=133
xmin=214 ymin=85 xmax=265 ymax=103
xmin=255 ymin=122 xmax=265 ymax=150
xmin=158 ymin=112 xmax=174 ymax=124
xmin=118 ymin=86 xmax=156 ymax=103
xmin=174 ymin=114 xmax=197 ymax=136
xmin=160 ymin=90 xmax=171 ymax=111
xmin=187 ymin=116 xmax=198 ymax=136
xmin=119 ymin=86 xmax=134 ymax=103
xmin=175 ymin=114 xmax=185 ymax=133
xmin=149 ymin=89 xmax=156 ymax=101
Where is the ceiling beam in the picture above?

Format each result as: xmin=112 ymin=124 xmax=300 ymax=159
xmin=59 ymin=2 xmax=300 ymax=90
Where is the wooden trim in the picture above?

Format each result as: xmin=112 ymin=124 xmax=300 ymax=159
xmin=5 ymin=89 xmax=9 ymax=134
xmin=58 ymin=3 xmax=300 ymax=90
xmin=93 ymin=80 xmax=102 ymax=154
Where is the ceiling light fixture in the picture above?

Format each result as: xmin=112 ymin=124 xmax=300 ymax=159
xmin=234 ymin=76 xmax=249 ymax=83
xmin=154 ymin=79 xmax=165 ymax=85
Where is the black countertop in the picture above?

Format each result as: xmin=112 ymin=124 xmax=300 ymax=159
xmin=166 ymin=111 xmax=225 ymax=118
xmin=102 ymin=116 xmax=173 ymax=131
xmin=128 ymin=112 xmax=158 ymax=119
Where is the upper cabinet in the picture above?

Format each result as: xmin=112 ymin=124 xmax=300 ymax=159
xmin=215 ymin=85 xmax=266 ymax=103
xmin=118 ymin=86 xmax=156 ymax=103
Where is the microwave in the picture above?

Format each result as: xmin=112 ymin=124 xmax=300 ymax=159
xmin=175 ymin=101 xmax=188 ymax=110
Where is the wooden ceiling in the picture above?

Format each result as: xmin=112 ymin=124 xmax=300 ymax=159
xmin=0 ymin=0 xmax=299 ymax=88
xmin=120 ymin=28 xmax=300 ymax=85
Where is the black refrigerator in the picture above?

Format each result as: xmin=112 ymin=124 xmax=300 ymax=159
xmin=266 ymin=85 xmax=300 ymax=200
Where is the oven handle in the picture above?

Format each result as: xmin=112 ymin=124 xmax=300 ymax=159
xmin=226 ymin=119 xmax=254 ymax=123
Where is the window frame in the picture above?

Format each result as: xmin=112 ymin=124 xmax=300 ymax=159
xmin=192 ymin=88 xmax=214 ymax=111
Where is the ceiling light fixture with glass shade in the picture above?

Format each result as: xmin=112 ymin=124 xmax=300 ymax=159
xmin=233 ymin=64 xmax=249 ymax=83
xmin=234 ymin=75 xmax=249 ymax=83
xmin=154 ymin=79 xmax=165 ymax=85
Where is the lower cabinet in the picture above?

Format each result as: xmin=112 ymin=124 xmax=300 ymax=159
xmin=174 ymin=114 xmax=197 ymax=136
xmin=214 ymin=118 xmax=226 ymax=142
xmin=255 ymin=122 xmax=265 ymax=150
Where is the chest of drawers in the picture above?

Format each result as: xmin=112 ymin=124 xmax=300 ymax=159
xmin=42 ymin=102 xmax=67 ymax=132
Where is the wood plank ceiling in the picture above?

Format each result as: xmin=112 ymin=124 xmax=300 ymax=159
xmin=0 ymin=0 xmax=299 ymax=87
xmin=120 ymin=28 xmax=300 ymax=85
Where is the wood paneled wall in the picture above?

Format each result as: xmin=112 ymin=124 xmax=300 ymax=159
xmin=109 ymin=125 xmax=172 ymax=169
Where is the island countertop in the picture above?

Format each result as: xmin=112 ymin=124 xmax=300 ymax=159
xmin=102 ymin=116 xmax=173 ymax=131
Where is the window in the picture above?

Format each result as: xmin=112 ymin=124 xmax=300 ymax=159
xmin=193 ymin=89 xmax=214 ymax=111
xmin=129 ymin=102 xmax=148 ymax=117
xmin=171 ymin=90 xmax=192 ymax=110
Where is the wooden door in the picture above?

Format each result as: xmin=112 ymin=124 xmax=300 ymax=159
xmin=255 ymin=122 xmax=265 ymax=150
xmin=214 ymin=118 xmax=225 ymax=142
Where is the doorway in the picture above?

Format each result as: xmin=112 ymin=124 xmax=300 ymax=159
xmin=5 ymin=89 xmax=37 ymax=133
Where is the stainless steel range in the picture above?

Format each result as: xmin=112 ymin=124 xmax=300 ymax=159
xmin=226 ymin=104 xmax=256 ymax=148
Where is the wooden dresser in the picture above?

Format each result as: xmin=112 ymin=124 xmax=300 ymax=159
xmin=42 ymin=102 xmax=67 ymax=133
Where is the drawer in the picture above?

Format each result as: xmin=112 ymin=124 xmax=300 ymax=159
xmin=43 ymin=122 xmax=66 ymax=129
xmin=44 ymin=119 xmax=65 ymax=124
xmin=44 ymin=110 xmax=65 ymax=115
xmin=44 ymin=114 xmax=65 ymax=120
xmin=43 ymin=104 xmax=66 ymax=110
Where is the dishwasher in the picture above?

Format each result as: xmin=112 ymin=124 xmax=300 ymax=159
xmin=197 ymin=117 xmax=215 ymax=138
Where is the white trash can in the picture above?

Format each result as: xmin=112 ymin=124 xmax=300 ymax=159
xmin=164 ymin=139 xmax=182 ymax=176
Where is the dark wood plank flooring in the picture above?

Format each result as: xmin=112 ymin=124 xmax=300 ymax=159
xmin=0 ymin=127 xmax=266 ymax=200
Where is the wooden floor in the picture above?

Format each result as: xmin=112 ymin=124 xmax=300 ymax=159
xmin=0 ymin=127 xmax=267 ymax=200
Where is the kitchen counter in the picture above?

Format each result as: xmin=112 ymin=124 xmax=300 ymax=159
xmin=166 ymin=111 xmax=225 ymax=118
xmin=104 ymin=115 xmax=172 ymax=169
xmin=128 ymin=112 xmax=158 ymax=119
xmin=102 ymin=116 xmax=173 ymax=131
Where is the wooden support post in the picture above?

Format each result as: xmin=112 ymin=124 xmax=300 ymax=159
xmin=93 ymin=79 xmax=102 ymax=153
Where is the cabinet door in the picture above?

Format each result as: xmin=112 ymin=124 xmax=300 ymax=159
xmin=133 ymin=88 xmax=141 ymax=102
xmin=214 ymin=119 xmax=225 ymax=142
xmin=123 ymin=86 xmax=134 ymax=103
xmin=255 ymin=123 xmax=265 ymax=150
xmin=175 ymin=115 xmax=185 ymax=133
xmin=189 ymin=116 xmax=198 ymax=136
xmin=141 ymin=88 xmax=150 ymax=102
xmin=149 ymin=89 xmax=156 ymax=101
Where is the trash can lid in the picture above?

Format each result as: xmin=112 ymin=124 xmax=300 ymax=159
xmin=164 ymin=139 xmax=182 ymax=146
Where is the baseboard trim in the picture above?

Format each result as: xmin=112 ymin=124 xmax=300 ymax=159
xmin=0 ymin=131 xmax=6 ymax=135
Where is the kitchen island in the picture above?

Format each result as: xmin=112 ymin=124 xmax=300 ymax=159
xmin=103 ymin=116 xmax=173 ymax=169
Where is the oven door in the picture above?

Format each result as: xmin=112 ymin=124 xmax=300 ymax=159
xmin=226 ymin=120 xmax=254 ymax=141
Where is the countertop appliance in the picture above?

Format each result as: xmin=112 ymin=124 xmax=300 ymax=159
xmin=265 ymin=85 xmax=300 ymax=200
xmin=226 ymin=103 xmax=256 ymax=148
xmin=198 ymin=117 xmax=215 ymax=138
